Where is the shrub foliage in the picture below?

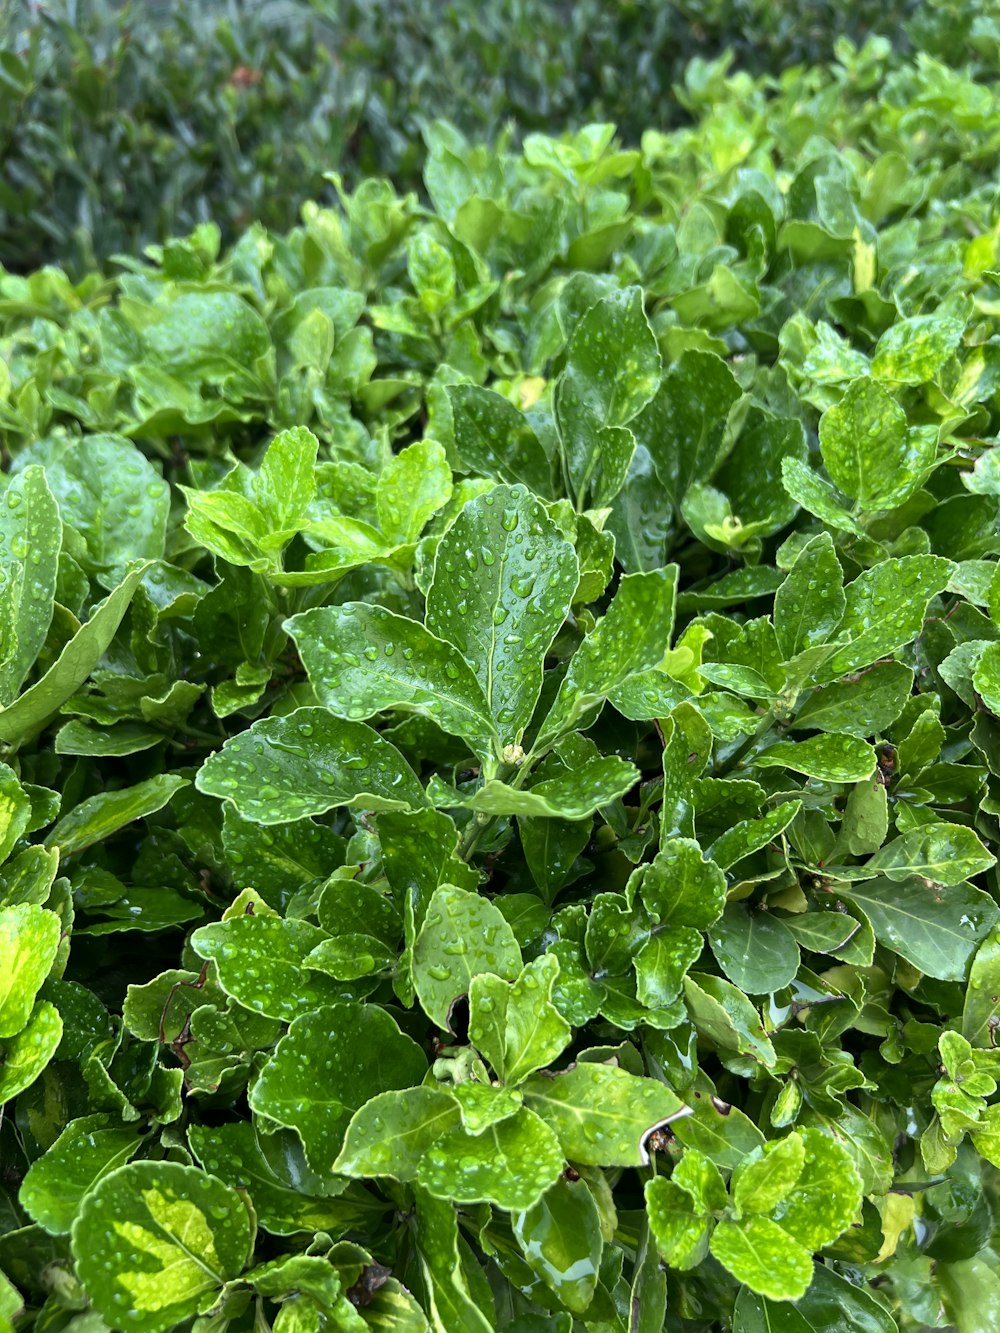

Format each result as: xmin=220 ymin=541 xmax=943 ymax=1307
xmin=1 ymin=32 xmax=1000 ymax=1333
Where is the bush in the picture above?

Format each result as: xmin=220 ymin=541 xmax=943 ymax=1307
xmin=1 ymin=0 xmax=996 ymax=271
xmin=1 ymin=37 xmax=1000 ymax=1333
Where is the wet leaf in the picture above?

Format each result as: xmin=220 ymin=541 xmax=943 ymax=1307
xmin=412 ymin=885 xmax=522 ymax=1029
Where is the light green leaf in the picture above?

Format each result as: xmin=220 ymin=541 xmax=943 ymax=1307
xmin=644 ymin=1177 xmax=710 ymax=1270
xmin=0 ymin=904 xmax=60 ymax=1038
xmin=45 ymin=773 xmax=188 ymax=857
xmin=377 ymin=439 xmax=453 ymax=545
xmin=871 ymin=314 xmax=965 ymax=385
xmin=0 ymin=561 xmax=153 ymax=745
xmin=818 ymin=378 xmax=934 ymax=509
xmin=190 ymin=915 xmax=352 ymax=1021
xmin=865 ymin=822 xmax=995 ymax=885
xmin=752 ymin=734 xmax=876 ymax=783
xmin=523 ymin=1062 xmax=686 ymax=1166
xmin=635 ymin=928 xmax=703 ymax=1008
xmin=469 ymin=953 xmax=572 ymax=1085
xmin=286 ymin=603 xmax=498 ymax=761
xmin=539 ymin=567 xmax=678 ymax=744
xmin=249 ymin=1002 xmax=427 ymax=1172
xmin=196 ymin=708 xmax=426 ymax=824
xmin=841 ymin=878 xmax=997 ymax=981
xmin=963 ymin=930 xmax=1000 ymax=1048
xmin=770 ymin=1128 xmax=862 ymax=1250
xmin=512 ymin=1175 xmax=603 ymax=1314
xmin=710 ymin=1215 xmax=813 ymax=1302
xmin=415 ymin=1107 xmax=564 ymax=1210
xmin=0 ymin=765 xmax=33 ymax=871
xmin=413 ymin=885 xmax=522 ymax=1029
xmin=71 ymin=1161 xmax=253 ymax=1333
xmin=732 ymin=1134 xmax=805 ymax=1216
xmin=973 ymin=641 xmax=1000 ymax=714
xmin=20 ymin=1114 xmax=142 ymax=1234
xmin=448 ymin=385 xmax=552 ymax=495
xmin=426 ymin=484 xmax=578 ymax=744
xmin=556 ymin=287 xmax=660 ymax=507
xmin=334 ymin=1087 xmax=462 ymax=1181
xmin=709 ymin=905 xmax=800 ymax=994
xmin=0 ymin=466 xmax=60 ymax=705
xmin=774 ymin=533 xmax=845 ymax=660
xmin=253 ymin=427 xmax=317 ymax=535
xmin=0 ymin=998 xmax=62 ymax=1100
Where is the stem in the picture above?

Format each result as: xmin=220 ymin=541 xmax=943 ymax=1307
xmin=714 ymin=711 xmax=777 ymax=778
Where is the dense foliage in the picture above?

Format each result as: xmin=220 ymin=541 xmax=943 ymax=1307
xmin=2 ymin=0 xmax=997 ymax=272
xmin=2 ymin=27 xmax=1000 ymax=1333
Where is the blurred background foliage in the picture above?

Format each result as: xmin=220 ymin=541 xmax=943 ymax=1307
xmin=1 ymin=0 xmax=997 ymax=275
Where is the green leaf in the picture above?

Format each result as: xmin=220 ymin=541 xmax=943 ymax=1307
xmin=640 ymin=838 xmax=727 ymax=929
xmin=820 ymin=556 xmax=954 ymax=681
xmin=20 ymin=1114 xmax=142 ymax=1234
xmin=732 ymin=1134 xmax=805 ymax=1216
xmin=45 ymin=773 xmax=187 ymax=856
xmin=818 ymin=378 xmax=934 ymax=509
xmin=556 ymin=287 xmax=660 ymax=506
xmin=645 ymin=1177 xmax=710 ymax=1270
xmin=0 ymin=561 xmax=153 ymax=744
xmin=963 ymin=930 xmax=1000 ymax=1048
xmin=523 ymin=1062 xmax=686 ymax=1166
xmin=683 ymin=974 xmax=776 ymax=1067
xmin=635 ymin=929 xmax=703 ymax=1007
xmin=780 ymin=457 xmax=865 ymax=536
xmin=734 ymin=1265 xmax=900 ymax=1332
xmin=188 ymin=1122 xmax=355 ymax=1237
xmin=377 ymin=439 xmax=453 ymax=545
xmin=254 ymin=427 xmax=317 ymax=534
xmin=840 ymin=877 xmax=998 ymax=981
xmin=864 ymin=822 xmax=995 ymax=885
xmin=415 ymin=1107 xmax=564 ymax=1210
xmin=46 ymin=435 xmax=170 ymax=582
xmin=70 ymin=1161 xmax=253 ymax=1333
xmin=710 ymin=1216 xmax=813 ymax=1301
xmin=973 ymin=641 xmax=1000 ymax=714
xmin=413 ymin=885 xmax=522 ymax=1029
xmin=774 ymin=533 xmax=845 ymax=660
xmin=468 ymin=953 xmax=572 ymax=1084
xmin=540 ymin=567 xmax=678 ymax=743
xmin=425 ymin=484 xmax=578 ymax=744
xmin=770 ymin=1128 xmax=863 ymax=1251
xmin=334 ymin=1087 xmax=462 ymax=1181
xmin=0 ymin=466 xmax=59 ymax=705
xmin=413 ymin=1187 xmax=494 ymax=1333
xmin=791 ymin=661 xmax=913 ymax=737
xmin=287 ymin=603 xmax=498 ymax=761
xmin=0 ymin=904 xmax=60 ymax=1037
xmin=249 ymin=1002 xmax=427 ymax=1172
xmin=709 ymin=905 xmax=800 ymax=994
xmin=0 ymin=998 xmax=62 ymax=1100
xmin=222 ymin=807 xmax=344 ymax=908
xmin=512 ymin=1175 xmax=603 ymax=1314
xmin=196 ymin=709 xmax=426 ymax=824
xmin=752 ymin=734 xmax=876 ymax=783
xmin=433 ymin=754 xmax=638 ymax=818
xmin=190 ymin=915 xmax=353 ymax=1021
xmin=871 ymin=313 xmax=965 ymax=385
xmin=448 ymin=385 xmax=551 ymax=495
xmin=708 ymin=801 xmax=801 ymax=871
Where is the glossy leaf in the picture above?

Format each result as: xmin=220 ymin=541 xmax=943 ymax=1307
xmin=469 ymin=953 xmax=572 ymax=1084
xmin=426 ymin=484 xmax=578 ymax=744
xmin=287 ymin=603 xmax=498 ymax=760
xmin=448 ymin=385 xmax=552 ymax=494
xmin=512 ymin=1175 xmax=603 ymax=1314
xmin=196 ymin=708 xmax=426 ymax=824
xmin=841 ymin=877 xmax=997 ymax=980
xmin=0 ymin=466 xmax=60 ymax=705
xmin=0 ymin=904 xmax=60 ymax=1038
xmin=752 ymin=734 xmax=876 ymax=783
xmin=416 ymin=1107 xmax=564 ymax=1210
xmin=412 ymin=885 xmax=522 ymax=1029
xmin=20 ymin=1114 xmax=143 ymax=1234
xmin=45 ymin=773 xmax=187 ymax=857
xmin=249 ymin=1002 xmax=427 ymax=1172
xmin=818 ymin=377 xmax=934 ymax=509
xmin=70 ymin=1161 xmax=253 ymax=1333
xmin=710 ymin=1216 xmax=813 ymax=1301
xmin=334 ymin=1087 xmax=462 ymax=1181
